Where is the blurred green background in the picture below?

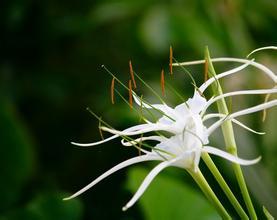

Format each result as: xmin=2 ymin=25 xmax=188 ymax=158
xmin=1 ymin=0 xmax=277 ymax=219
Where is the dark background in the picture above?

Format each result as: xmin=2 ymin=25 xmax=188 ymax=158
xmin=0 ymin=0 xmax=277 ymax=219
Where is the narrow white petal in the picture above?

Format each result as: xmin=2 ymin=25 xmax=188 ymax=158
xmin=199 ymin=60 xmax=253 ymax=93
xmin=202 ymin=146 xmax=261 ymax=165
xmin=122 ymin=158 xmax=179 ymax=211
xmin=231 ymin=119 xmax=265 ymax=135
xmin=203 ymin=113 xmax=265 ymax=135
xmin=208 ymin=100 xmax=277 ymax=135
xmin=133 ymin=93 xmax=153 ymax=109
xmin=202 ymin=88 xmax=277 ymax=115
xmin=173 ymin=57 xmax=277 ymax=84
xmin=101 ymin=124 xmax=172 ymax=136
xmin=63 ymin=155 xmax=160 ymax=201
xmin=122 ymin=124 xmax=154 ymax=132
xmin=203 ymin=113 xmax=224 ymax=121
xmin=247 ymin=46 xmax=277 ymax=58
xmin=133 ymin=94 xmax=176 ymax=120
xmin=71 ymin=134 xmax=119 ymax=147
xmin=121 ymin=136 xmax=165 ymax=147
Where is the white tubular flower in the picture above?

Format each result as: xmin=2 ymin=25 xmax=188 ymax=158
xmin=65 ymin=47 xmax=277 ymax=211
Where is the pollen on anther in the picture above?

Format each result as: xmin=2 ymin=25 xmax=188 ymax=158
xmin=111 ymin=77 xmax=115 ymax=104
xmin=169 ymin=46 xmax=173 ymax=74
xmin=129 ymin=60 xmax=137 ymax=89
xmin=204 ymin=58 xmax=208 ymax=82
xmin=161 ymin=69 xmax=165 ymax=96
xmin=128 ymin=80 xmax=133 ymax=108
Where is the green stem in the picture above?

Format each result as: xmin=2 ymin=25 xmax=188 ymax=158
xmin=205 ymin=47 xmax=257 ymax=219
xmin=189 ymin=169 xmax=231 ymax=220
xmin=202 ymin=152 xmax=249 ymax=219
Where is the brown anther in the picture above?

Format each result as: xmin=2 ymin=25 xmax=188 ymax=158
xmin=129 ymin=60 xmax=137 ymax=89
xmin=169 ymin=46 xmax=173 ymax=74
xmin=111 ymin=77 xmax=115 ymax=104
xmin=128 ymin=80 xmax=133 ymax=108
xmin=204 ymin=58 xmax=208 ymax=82
xmin=161 ymin=69 xmax=165 ymax=96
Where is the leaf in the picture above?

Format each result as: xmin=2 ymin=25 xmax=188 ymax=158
xmin=263 ymin=206 xmax=274 ymax=220
xmin=0 ymin=98 xmax=35 ymax=211
xmin=2 ymin=192 xmax=83 ymax=220
xmin=126 ymin=167 xmax=220 ymax=220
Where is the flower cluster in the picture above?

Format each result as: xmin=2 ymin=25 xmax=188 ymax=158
xmin=64 ymin=47 xmax=277 ymax=214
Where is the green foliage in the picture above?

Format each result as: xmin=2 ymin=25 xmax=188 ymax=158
xmin=126 ymin=167 xmax=220 ymax=220
xmin=0 ymin=98 xmax=34 ymax=211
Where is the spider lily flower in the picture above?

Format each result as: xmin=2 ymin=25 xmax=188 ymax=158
xmin=64 ymin=86 xmax=276 ymax=210
xmin=65 ymin=48 xmax=277 ymax=211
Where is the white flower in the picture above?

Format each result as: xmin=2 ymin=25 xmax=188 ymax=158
xmin=64 ymin=53 xmax=277 ymax=211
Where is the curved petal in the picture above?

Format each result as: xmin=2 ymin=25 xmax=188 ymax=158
xmin=203 ymin=113 xmax=265 ymax=135
xmin=186 ymin=90 xmax=207 ymax=114
xmin=133 ymin=94 xmax=177 ymax=121
xmin=122 ymin=157 xmax=180 ymax=211
xmin=208 ymin=100 xmax=277 ymax=135
xmin=199 ymin=60 xmax=253 ymax=93
xmin=101 ymin=124 xmax=175 ymax=136
xmin=247 ymin=46 xmax=277 ymax=58
xmin=202 ymin=88 xmax=277 ymax=115
xmin=63 ymin=154 xmax=161 ymax=201
xmin=173 ymin=57 xmax=277 ymax=84
xmin=71 ymin=134 xmax=119 ymax=147
xmin=202 ymin=146 xmax=261 ymax=165
xmin=121 ymin=136 xmax=166 ymax=147
xmin=231 ymin=119 xmax=265 ymax=135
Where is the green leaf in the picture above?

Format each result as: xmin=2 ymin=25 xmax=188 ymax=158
xmin=2 ymin=192 xmax=83 ymax=220
xmin=263 ymin=206 xmax=274 ymax=220
xmin=0 ymin=98 xmax=35 ymax=211
xmin=126 ymin=167 xmax=219 ymax=220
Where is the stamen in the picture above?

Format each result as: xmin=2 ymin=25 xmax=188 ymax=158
xmin=262 ymin=93 xmax=271 ymax=122
xmin=129 ymin=60 xmax=137 ymax=89
xmin=161 ymin=69 xmax=165 ymax=96
xmin=169 ymin=46 xmax=173 ymax=74
xmin=128 ymin=80 xmax=133 ymax=108
xmin=98 ymin=118 xmax=104 ymax=140
xmin=111 ymin=77 xmax=115 ymax=104
xmin=204 ymin=58 xmax=208 ymax=82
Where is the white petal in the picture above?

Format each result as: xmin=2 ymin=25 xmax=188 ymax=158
xmin=199 ymin=60 xmax=253 ymax=93
xmin=121 ymin=136 xmax=166 ymax=147
xmin=122 ymin=158 xmax=179 ymax=211
xmin=247 ymin=46 xmax=277 ymax=58
xmin=133 ymin=94 xmax=176 ymax=121
xmin=202 ymin=146 xmax=261 ymax=165
xmin=71 ymin=134 xmax=119 ymax=147
xmin=208 ymin=100 xmax=277 ymax=135
xmin=173 ymin=58 xmax=277 ymax=84
xmin=202 ymin=88 xmax=277 ymax=114
xmin=203 ymin=113 xmax=265 ymax=135
xmin=231 ymin=119 xmax=265 ymax=135
xmin=101 ymin=123 xmax=177 ymax=136
xmin=63 ymin=155 xmax=160 ymax=201
xmin=186 ymin=90 xmax=207 ymax=113
xmin=133 ymin=93 xmax=153 ymax=109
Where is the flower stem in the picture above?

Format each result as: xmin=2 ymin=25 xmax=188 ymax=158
xmin=202 ymin=152 xmax=249 ymax=219
xmin=205 ymin=47 xmax=257 ymax=219
xmin=189 ymin=169 xmax=231 ymax=220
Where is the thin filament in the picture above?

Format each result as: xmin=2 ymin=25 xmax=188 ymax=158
xmin=129 ymin=60 xmax=137 ymax=89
